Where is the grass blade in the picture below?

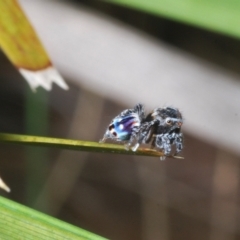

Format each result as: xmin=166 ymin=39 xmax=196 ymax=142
xmin=105 ymin=0 xmax=240 ymax=39
xmin=0 ymin=196 xmax=107 ymax=240
xmin=0 ymin=133 xmax=183 ymax=159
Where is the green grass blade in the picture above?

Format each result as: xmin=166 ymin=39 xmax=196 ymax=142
xmin=0 ymin=196 xmax=107 ymax=240
xmin=105 ymin=0 xmax=240 ymax=39
xmin=0 ymin=133 xmax=183 ymax=159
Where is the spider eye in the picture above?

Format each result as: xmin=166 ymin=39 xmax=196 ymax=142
xmin=166 ymin=118 xmax=172 ymax=125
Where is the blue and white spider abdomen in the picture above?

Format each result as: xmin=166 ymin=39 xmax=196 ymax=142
xmin=100 ymin=104 xmax=145 ymax=143
xmin=104 ymin=114 xmax=141 ymax=141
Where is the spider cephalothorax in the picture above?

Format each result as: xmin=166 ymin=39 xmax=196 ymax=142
xmin=127 ymin=107 xmax=183 ymax=159
xmin=140 ymin=107 xmax=183 ymax=157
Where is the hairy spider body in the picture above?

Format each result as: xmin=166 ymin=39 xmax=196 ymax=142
xmin=133 ymin=107 xmax=183 ymax=160
xmin=100 ymin=104 xmax=183 ymax=160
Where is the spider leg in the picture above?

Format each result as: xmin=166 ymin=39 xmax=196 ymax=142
xmin=125 ymin=126 xmax=139 ymax=151
xmin=99 ymin=129 xmax=110 ymax=143
xmin=99 ymin=136 xmax=106 ymax=143
xmin=139 ymin=120 xmax=159 ymax=143
xmin=150 ymin=136 xmax=156 ymax=148
xmin=131 ymin=143 xmax=140 ymax=152
xmin=155 ymin=134 xmax=172 ymax=160
xmin=128 ymin=120 xmax=158 ymax=151
xmin=174 ymin=133 xmax=183 ymax=154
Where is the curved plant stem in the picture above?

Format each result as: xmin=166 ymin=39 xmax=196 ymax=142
xmin=0 ymin=133 xmax=183 ymax=159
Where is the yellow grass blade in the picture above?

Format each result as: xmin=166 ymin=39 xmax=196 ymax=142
xmin=0 ymin=133 xmax=184 ymax=159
